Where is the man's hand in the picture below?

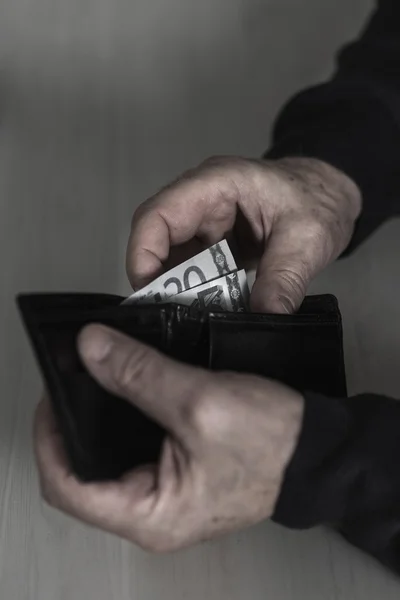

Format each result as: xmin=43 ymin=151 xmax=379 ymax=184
xmin=127 ymin=156 xmax=361 ymax=313
xmin=34 ymin=325 xmax=303 ymax=552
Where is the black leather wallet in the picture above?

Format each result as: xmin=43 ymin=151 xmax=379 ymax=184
xmin=17 ymin=292 xmax=347 ymax=482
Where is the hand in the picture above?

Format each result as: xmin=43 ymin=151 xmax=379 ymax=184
xmin=34 ymin=324 xmax=303 ymax=552
xmin=127 ymin=156 xmax=361 ymax=313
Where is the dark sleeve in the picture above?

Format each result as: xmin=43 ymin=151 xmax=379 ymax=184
xmin=272 ymin=392 xmax=400 ymax=575
xmin=265 ymin=0 xmax=400 ymax=255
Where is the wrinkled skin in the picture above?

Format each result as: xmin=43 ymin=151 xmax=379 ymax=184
xmin=35 ymin=326 xmax=303 ymax=552
xmin=34 ymin=155 xmax=361 ymax=551
xmin=126 ymin=156 xmax=361 ymax=313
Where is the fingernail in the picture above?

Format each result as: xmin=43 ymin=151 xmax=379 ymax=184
xmin=78 ymin=325 xmax=114 ymax=363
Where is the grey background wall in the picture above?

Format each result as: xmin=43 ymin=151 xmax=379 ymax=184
xmin=2 ymin=0 xmax=400 ymax=598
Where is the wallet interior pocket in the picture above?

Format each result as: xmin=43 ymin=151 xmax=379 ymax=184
xmin=208 ymin=312 xmax=347 ymax=397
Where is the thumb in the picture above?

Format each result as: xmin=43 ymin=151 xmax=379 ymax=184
xmin=250 ymin=221 xmax=331 ymax=314
xmin=77 ymin=324 xmax=204 ymax=442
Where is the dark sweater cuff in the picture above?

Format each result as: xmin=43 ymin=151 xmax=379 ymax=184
xmin=272 ymin=392 xmax=350 ymax=528
xmin=265 ymin=84 xmax=400 ymax=255
xmin=272 ymin=391 xmax=400 ymax=574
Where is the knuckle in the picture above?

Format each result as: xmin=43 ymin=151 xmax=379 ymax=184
xmin=207 ymin=154 xmax=254 ymax=170
xmin=181 ymin=385 xmax=210 ymax=428
xmin=114 ymin=347 xmax=152 ymax=395
xmin=303 ymin=213 xmax=344 ymax=258
xmin=137 ymin=531 xmax=179 ymax=554
xmin=293 ymin=216 xmax=335 ymax=258
xmin=300 ymin=217 xmax=328 ymax=242
xmin=130 ymin=200 xmax=151 ymax=225
xmin=147 ymin=540 xmax=174 ymax=554
xmin=201 ymin=155 xmax=230 ymax=168
xmin=39 ymin=479 xmax=59 ymax=508
xmin=182 ymin=380 xmax=228 ymax=437
xmin=159 ymin=165 xmax=206 ymax=192
xmin=201 ymin=155 xmax=250 ymax=176
xmin=318 ymin=206 xmax=351 ymax=240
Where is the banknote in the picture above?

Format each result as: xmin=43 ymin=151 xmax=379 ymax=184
xmin=123 ymin=239 xmax=237 ymax=305
xmin=168 ymin=269 xmax=249 ymax=312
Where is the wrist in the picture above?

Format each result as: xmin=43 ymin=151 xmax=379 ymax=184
xmin=272 ymin=157 xmax=362 ymax=222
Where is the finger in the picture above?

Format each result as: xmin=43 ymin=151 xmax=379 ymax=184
xmin=34 ymin=397 xmax=157 ymax=540
xmin=78 ymin=324 xmax=206 ymax=440
xmin=126 ymin=164 xmax=237 ymax=289
xmin=250 ymin=218 xmax=333 ymax=314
